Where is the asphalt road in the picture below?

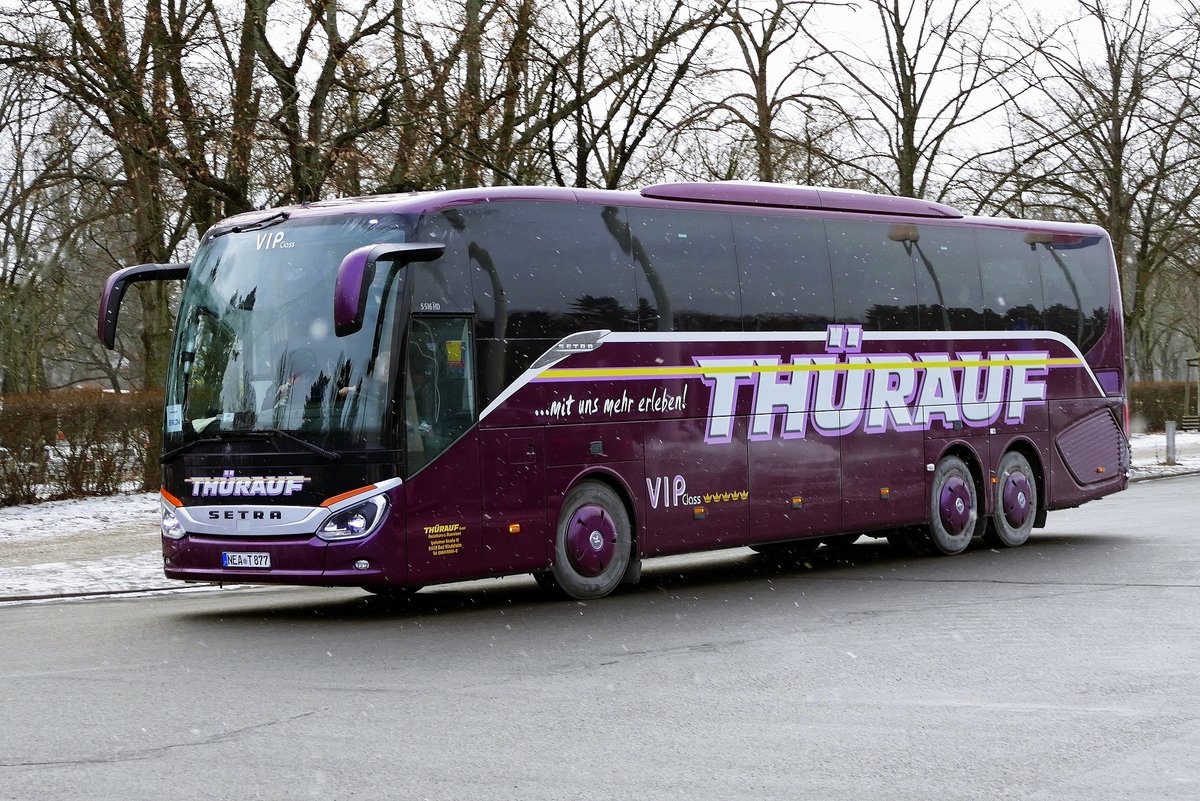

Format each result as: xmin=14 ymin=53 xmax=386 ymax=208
xmin=1 ymin=475 xmax=1198 ymax=801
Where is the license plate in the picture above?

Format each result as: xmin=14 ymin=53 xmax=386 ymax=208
xmin=222 ymin=551 xmax=271 ymax=568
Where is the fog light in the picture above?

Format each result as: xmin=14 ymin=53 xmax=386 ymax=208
xmin=354 ymin=559 xmax=370 ymax=571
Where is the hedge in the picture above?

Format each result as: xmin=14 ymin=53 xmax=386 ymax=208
xmin=0 ymin=391 xmax=161 ymax=506
xmin=1129 ymin=382 xmax=1192 ymax=433
xmin=0 ymin=382 xmax=1190 ymax=506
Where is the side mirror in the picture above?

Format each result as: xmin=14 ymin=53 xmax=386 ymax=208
xmin=98 ymin=263 xmax=191 ymax=349
xmin=334 ymin=242 xmax=445 ymax=336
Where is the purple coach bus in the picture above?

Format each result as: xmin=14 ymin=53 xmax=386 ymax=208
xmin=98 ymin=182 xmax=1129 ymax=600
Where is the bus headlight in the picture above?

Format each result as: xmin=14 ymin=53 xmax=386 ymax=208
xmin=161 ymin=499 xmax=185 ymax=540
xmin=320 ymin=495 xmax=389 ymax=541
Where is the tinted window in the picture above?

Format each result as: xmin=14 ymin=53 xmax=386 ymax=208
xmin=476 ymin=338 xmax=557 ymax=409
xmin=629 ymin=208 xmax=741 ymax=332
xmin=913 ymin=225 xmax=985 ymax=331
xmin=978 ymin=229 xmax=1043 ymax=331
xmin=826 ymin=220 xmax=921 ymax=331
xmin=1036 ymin=236 xmax=1111 ymax=353
xmin=414 ymin=214 xmax=474 ymax=314
xmin=734 ymin=215 xmax=834 ymax=331
xmin=404 ymin=317 xmax=476 ymax=475
xmin=466 ymin=202 xmax=637 ymax=340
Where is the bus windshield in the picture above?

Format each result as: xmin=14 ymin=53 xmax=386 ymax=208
xmin=164 ymin=213 xmax=417 ymax=452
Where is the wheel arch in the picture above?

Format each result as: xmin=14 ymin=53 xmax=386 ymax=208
xmin=997 ymin=436 xmax=1047 ymax=525
xmin=559 ymin=466 xmax=640 ymax=556
xmin=934 ymin=440 xmax=987 ymax=513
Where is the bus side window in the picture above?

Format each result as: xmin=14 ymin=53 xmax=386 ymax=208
xmin=464 ymin=202 xmax=637 ymax=407
xmin=466 ymin=202 xmax=637 ymax=340
xmin=629 ymin=208 xmax=742 ymax=332
xmin=1037 ymin=237 xmax=1111 ymax=353
xmin=404 ymin=317 xmax=476 ymax=476
xmin=734 ymin=215 xmax=834 ymax=332
xmin=913 ymin=226 xmax=985 ymax=332
xmin=978 ymin=230 xmax=1044 ymax=332
xmin=827 ymin=220 xmax=921 ymax=331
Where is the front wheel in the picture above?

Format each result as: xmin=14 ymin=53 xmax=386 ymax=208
xmin=985 ymin=451 xmax=1037 ymax=548
xmin=544 ymin=481 xmax=632 ymax=600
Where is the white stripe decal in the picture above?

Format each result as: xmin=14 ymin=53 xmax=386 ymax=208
xmin=477 ymin=327 xmax=1107 ymax=421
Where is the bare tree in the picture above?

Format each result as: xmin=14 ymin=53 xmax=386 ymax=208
xmin=541 ymin=0 xmax=728 ymax=189
xmin=248 ymin=0 xmax=395 ymax=203
xmin=1000 ymin=0 xmax=1200 ymax=379
xmin=0 ymin=70 xmax=64 ymax=393
xmin=378 ymin=0 xmax=729 ymax=192
xmin=799 ymin=0 xmax=1033 ymax=200
xmin=689 ymin=0 xmax=841 ymax=184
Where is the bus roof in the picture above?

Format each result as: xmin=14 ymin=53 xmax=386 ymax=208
xmin=212 ymin=183 xmax=1108 ymax=240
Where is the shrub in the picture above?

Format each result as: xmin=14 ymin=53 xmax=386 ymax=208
xmin=0 ymin=390 xmax=162 ymax=505
xmin=0 ymin=394 xmax=58 ymax=505
xmin=1128 ymin=382 xmax=1190 ymax=433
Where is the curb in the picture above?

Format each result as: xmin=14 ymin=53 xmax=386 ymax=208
xmin=1128 ymin=467 xmax=1200 ymax=483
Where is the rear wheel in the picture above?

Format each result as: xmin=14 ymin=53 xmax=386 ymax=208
xmin=912 ymin=455 xmax=979 ymax=556
xmin=985 ymin=451 xmax=1037 ymax=548
xmin=543 ymin=481 xmax=632 ymax=600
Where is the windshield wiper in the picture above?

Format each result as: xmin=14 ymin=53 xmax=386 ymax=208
xmin=211 ymin=210 xmax=291 ymax=239
xmin=258 ymin=428 xmax=341 ymax=462
xmin=160 ymin=428 xmax=340 ymax=463
xmin=161 ymin=436 xmax=222 ymax=463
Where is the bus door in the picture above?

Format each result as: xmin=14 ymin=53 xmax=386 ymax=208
xmin=479 ymin=427 xmax=549 ymax=575
xmin=401 ymin=316 xmax=483 ymax=584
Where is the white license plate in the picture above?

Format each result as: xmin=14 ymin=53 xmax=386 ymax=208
xmin=222 ymin=551 xmax=271 ymax=568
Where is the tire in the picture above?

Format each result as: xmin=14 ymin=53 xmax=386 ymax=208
xmin=913 ymin=455 xmax=980 ymax=556
xmin=547 ymin=481 xmax=632 ymax=600
xmin=985 ymin=451 xmax=1037 ymax=548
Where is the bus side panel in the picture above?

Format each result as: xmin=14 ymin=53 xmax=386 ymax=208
xmin=643 ymin=416 xmax=749 ymax=556
xmin=748 ymin=433 xmax=841 ymax=543
xmin=842 ymin=414 xmax=926 ymax=533
xmin=1048 ymin=397 xmax=1128 ymax=509
xmin=404 ymin=432 xmax=482 ymax=585
xmin=479 ymin=427 xmax=549 ymax=576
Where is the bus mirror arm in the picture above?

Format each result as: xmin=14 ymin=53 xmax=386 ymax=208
xmin=334 ymin=242 xmax=445 ymax=337
xmin=97 ymin=263 xmax=191 ymax=350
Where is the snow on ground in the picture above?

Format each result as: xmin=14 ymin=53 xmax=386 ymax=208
xmin=2 ymin=431 xmax=1199 ymax=603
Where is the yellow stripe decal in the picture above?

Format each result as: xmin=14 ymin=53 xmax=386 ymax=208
xmin=539 ymin=356 xmax=1082 ymax=381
